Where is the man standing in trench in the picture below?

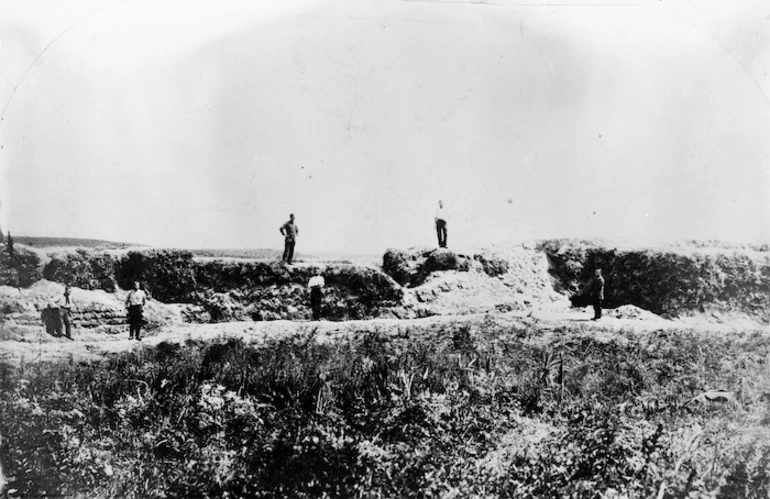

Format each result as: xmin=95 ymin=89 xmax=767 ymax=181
xmin=125 ymin=281 xmax=148 ymax=340
xmin=591 ymin=268 xmax=605 ymax=320
xmin=53 ymin=285 xmax=73 ymax=339
xmin=308 ymin=268 xmax=325 ymax=321
xmin=280 ymin=213 xmax=298 ymax=265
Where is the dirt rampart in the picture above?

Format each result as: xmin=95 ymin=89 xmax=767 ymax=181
xmin=539 ymin=240 xmax=770 ymax=322
xmin=2 ymin=241 xmax=768 ymax=331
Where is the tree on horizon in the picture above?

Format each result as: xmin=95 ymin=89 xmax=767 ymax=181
xmin=7 ymin=231 xmax=13 ymax=260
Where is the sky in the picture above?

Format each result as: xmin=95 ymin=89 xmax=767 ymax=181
xmin=1 ymin=0 xmax=769 ymax=254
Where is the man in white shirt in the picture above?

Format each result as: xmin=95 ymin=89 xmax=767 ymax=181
xmin=53 ymin=286 xmax=73 ymax=339
xmin=307 ymin=270 xmax=325 ymax=321
xmin=125 ymin=281 xmax=148 ymax=340
xmin=434 ymin=200 xmax=448 ymax=248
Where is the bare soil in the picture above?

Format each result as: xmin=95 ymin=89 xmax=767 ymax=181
xmin=2 ymin=307 xmax=766 ymax=365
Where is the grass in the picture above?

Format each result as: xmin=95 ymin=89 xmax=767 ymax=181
xmin=1 ymin=323 xmax=769 ymax=498
xmin=12 ymin=237 xmax=136 ymax=249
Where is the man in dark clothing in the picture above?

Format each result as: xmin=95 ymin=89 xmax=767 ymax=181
xmin=308 ymin=269 xmax=325 ymax=321
xmin=54 ymin=286 xmax=73 ymax=339
xmin=280 ymin=214 xmax=298 ymax=264
xmin=125 ymin=281 xmax=148 ymax=340
xmin=591 ymin=268 xmax=605 ymax=320
xmin=434 ymin=200 xmax=448 ymax=248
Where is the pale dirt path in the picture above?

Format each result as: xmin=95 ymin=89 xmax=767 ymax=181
xmin=1 ymin=307 xmax=768 ymax=365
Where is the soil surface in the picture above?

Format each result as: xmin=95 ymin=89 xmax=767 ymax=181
xmin=2 ymin=307 xmax=767 ymax=365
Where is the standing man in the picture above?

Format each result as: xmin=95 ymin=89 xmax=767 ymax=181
xmin=53 ymin=285 xmax=73 ymax=339
xmin=125 ymin=281 xmax=147 ymax=340
xmin=590 ymin=268 xmax=605 ymax=321
xmin=280 ymin=213 xmax=299 ymax=265
xmin=307 ymin=269 xmax=325 ymax=321
xmin=434 ymin=200 xmax=448 ymax=248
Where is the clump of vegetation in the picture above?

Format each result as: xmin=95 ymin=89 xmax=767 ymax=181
xmin=383 ymin=248 xmax=473 ymax=287
xmin=382 ymin=248 xmax=423 ymax=286
xmin=474 ymin=253 xmax=509 ymax=277
xmin=43 ymin=249 xmax=117 ymax=291
xmin=115 ymin=250 xmax=197 ymax=302
xmin=323 ymin=265 xmax=403 ymax=309
xmin=0 ymin=244 xmax=42 ymax=287
xmin=423 ymin=249 xmax=471 ymax=275
xmin=2 ymin=324 xmax=768 ymax=498
xmin=539 ymin=239 xmax=770 ymax=321
xmin=192 ymin=260 xmax=300 ymax=290
xmin=192 ymin=262 xmax=403 ymax=321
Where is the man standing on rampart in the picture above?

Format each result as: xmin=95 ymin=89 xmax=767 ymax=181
xmin=435 ymin=200 xmax=448 ymax=248
xmin=280 ymin=213 xmax=299 ymax=265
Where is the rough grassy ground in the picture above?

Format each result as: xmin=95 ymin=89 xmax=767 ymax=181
xmin=2 ymin=240 xmax=770 ymax=497
xmin=1 ymin=311 xmax=769 ymax=498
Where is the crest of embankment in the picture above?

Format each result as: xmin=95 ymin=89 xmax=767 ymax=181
xmin=538 ymin=240 xmax=770 ymax=322
xmin=1 ymin=241 xmax=768 ymax=337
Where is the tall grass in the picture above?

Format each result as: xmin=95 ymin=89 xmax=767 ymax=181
xmin=1 ymin=325 xmax=769 ymax=498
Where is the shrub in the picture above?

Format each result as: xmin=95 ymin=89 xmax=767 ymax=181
xmin=423 ymin=250 xmax=471 ymax=274
xmin=190 ymin=262 xmax=402 ymax=322
xmin=474 ymin=253 xmax=510 ymax=277
xmin=0 ymin=245 xmax=42 ymax=287
xmin=42 ymin=249 xmax=117 ymax=291
xmin=193 ymin=260 xmax=299 ymax=290
xmin=324 ymin=266 xmax=403 ymax=310
xmin=539 ymin=239 xmax=770 ymax=319
xmin=192 ymin=290 xmax=250 ymax=322
xmin=383 ymin=248 xmax=473 ymax=287
xmin=115 ymin=250 xmax=197 ymax=302
xmin=382 ymin=248 xmax=422 ymax=286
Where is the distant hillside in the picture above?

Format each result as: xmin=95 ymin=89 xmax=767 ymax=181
xmin=13 ymin=236 xmax=137 ymax=249
xmin=189 ymin=248 xmax=307 ymax=260
xmin=188 ymin=249 xmax=379 ymax=265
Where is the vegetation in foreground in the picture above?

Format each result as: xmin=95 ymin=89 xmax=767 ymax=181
xmin=2 ymin=324 xmax=770 ymax=498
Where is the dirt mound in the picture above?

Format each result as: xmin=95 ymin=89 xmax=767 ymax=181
xmin=6 ymin=248 xmax=406 ymax=323
xmin=0 ymin=280 xmax=185 ymax=339
xmin=391 ymin=246 xmax=568 ymax=316
xmin=539 ymin=240 xmax=770 ymax=323
xmin=383 ymin=247 xmax=508 ymax=287
xmin=6 ymin=240 xmax=764 ymax=330
xmin=382 ymin=247 xmax=462 ymax=286
xmin=605 ymin=305 xmax=664 ymax=321
xmin=190 ymin=262 xmax=404 ymax=322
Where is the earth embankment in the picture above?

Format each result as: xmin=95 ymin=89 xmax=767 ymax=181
xmin=1 ymin=240 xmax=769 ymax=339
xmin=539 ymin=240 xmax=770 ymax=322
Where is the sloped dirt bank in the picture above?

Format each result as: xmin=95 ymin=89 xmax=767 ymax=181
xmin=384 ymin=246 xmax=569 ymax=317
xmin=0 ymin=248 xmax=407 ymax=324
xmin=4 ymin=240 xmax=769 ymax=332
xmin=539 ymin=240 xmax=770 ymax=322
xmin=0 ymin=280 xmax=186 ymax=339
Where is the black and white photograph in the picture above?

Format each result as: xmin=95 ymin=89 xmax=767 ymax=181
xmin=1 ymin=0 xmax=769 ymax=496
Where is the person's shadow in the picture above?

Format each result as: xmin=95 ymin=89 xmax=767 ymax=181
xmin=41 ymin=306 xmax=62 ymax=337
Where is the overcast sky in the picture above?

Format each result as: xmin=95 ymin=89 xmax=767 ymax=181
xmin=1 ymin=0 xmax=769 ymax=253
